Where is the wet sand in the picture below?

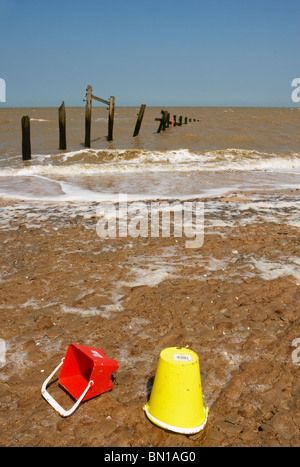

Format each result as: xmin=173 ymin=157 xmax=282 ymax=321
xmin=0 ymin=191 xmax=299 ymax=447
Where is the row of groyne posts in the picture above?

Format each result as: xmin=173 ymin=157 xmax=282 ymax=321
xmin=156 ymin=111 xmax=199 ymax=133
xmin=21 ymin=85 xmax=199 ymax=160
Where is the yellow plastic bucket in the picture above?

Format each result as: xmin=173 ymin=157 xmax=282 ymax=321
xmin=144 ymin=347 xmax=208 ymax=434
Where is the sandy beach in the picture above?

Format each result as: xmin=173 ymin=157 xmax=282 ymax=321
xmin=0 ymin=189 xmax=299 ymax=447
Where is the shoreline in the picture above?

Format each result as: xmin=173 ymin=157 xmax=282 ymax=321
xmin=0 ymin=187 xmax=299 ymax=229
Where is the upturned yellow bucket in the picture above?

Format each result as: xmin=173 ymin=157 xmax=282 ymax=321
xmin=144 ymin=347 xmax=208 ymax=434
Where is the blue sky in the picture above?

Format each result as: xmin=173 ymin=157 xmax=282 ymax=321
xmin=0 ymin=0 xmax=300 ymax=107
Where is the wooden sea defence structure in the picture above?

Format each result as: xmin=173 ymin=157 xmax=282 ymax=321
xmin=84 ymin=85 xmax=92 ymax=147
xmin=155 ymin=110 xmax=199 ymax=133
xmin=84 ymin=85 xmax=115 ymax=146
xmin=133 ymin=104 xmax=146 ymax=137
xmin=21 ymin=116 xmax=31 ymax=161
xmin=20 ymin=87 xmax=202 ymax=159
xmin=59 ymin=101 xmax=67 ymax=150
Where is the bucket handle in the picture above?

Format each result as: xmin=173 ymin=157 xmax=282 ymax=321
xmin=41 ymin=358 xmax=94 ymax=418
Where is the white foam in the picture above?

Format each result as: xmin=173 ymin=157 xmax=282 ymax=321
xmin=60 ymin=304 xmax=119 ymax=319
xmin=206 ymin=258 xmax=229 ymax=271
xmin=0 ymin=148 xmax=299 ymax=202
xmin=1 ymin=149 xmax=300 ymax=176
xmin=251 ymin=257 xmax=300 ymax=284
xmin=122 ymin=266 xmax=173 ymax=288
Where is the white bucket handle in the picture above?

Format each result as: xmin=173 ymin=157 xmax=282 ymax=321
xmin=41 ymin=358 xmax=94 ymax=417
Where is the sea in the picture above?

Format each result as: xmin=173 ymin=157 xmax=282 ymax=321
xmin=0 ymin=106 xmax=300 ymax=203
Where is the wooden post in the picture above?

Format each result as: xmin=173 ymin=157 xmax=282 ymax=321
xmin=22 ymin=116 xmax=31 ymax=161
xmin=59 ymin=101 xmax=67 ymax=150
xmin=108 ymin=96 xmax=115 ymax=141
xmin=85 ymin=85 xmax=92 ymax=148
xmin=133 ymin=104 xmax=146 ymax=137
xmin=157 ymin=110 xmax=165 ymax=133
xmin=179 ymin=116 xmax=183 ymax=126
xmin=184 ymin=117 xmax=188 ymax=124
xmin=157 ymin=111 xmax=163 ymax=133
xmin=166 ymin=113 xmax=170 ymax=128
xmin=157 ymin=111 xmax=169 ymax=133
xmin=162 ymin=111 xmax=169 ymax=131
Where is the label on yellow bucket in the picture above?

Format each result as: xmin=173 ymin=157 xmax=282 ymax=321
xmin=174 ymin=354 xmax=192 ymax=362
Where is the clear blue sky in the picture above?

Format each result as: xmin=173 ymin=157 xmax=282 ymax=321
xmin=1 ymin=0 xmax=300 ymax=107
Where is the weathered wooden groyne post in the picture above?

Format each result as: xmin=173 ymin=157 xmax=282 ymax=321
xmin=156 ymin=110 xmax=169 ymax=133
xmin=22 ymin=116 xmax=31 ymax=160
xmin=133 ymin=104 xmax=146 ymax=137
xmin=108 ymin=96 xmax=115 ymax=142
xmin=59 ymin=101 xmax=67 ymax=150
xmin=85 ymin=85 xmax=93 ymax=148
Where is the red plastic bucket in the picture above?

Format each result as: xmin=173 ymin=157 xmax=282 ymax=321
xmin=59 ymin=344 xmax=118 ymax=401
xmin=42 ymin=344 xmax=118 ymax=417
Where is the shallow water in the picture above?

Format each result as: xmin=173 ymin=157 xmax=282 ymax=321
xmin=0 ymin=107 xmax=299 ymax=201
